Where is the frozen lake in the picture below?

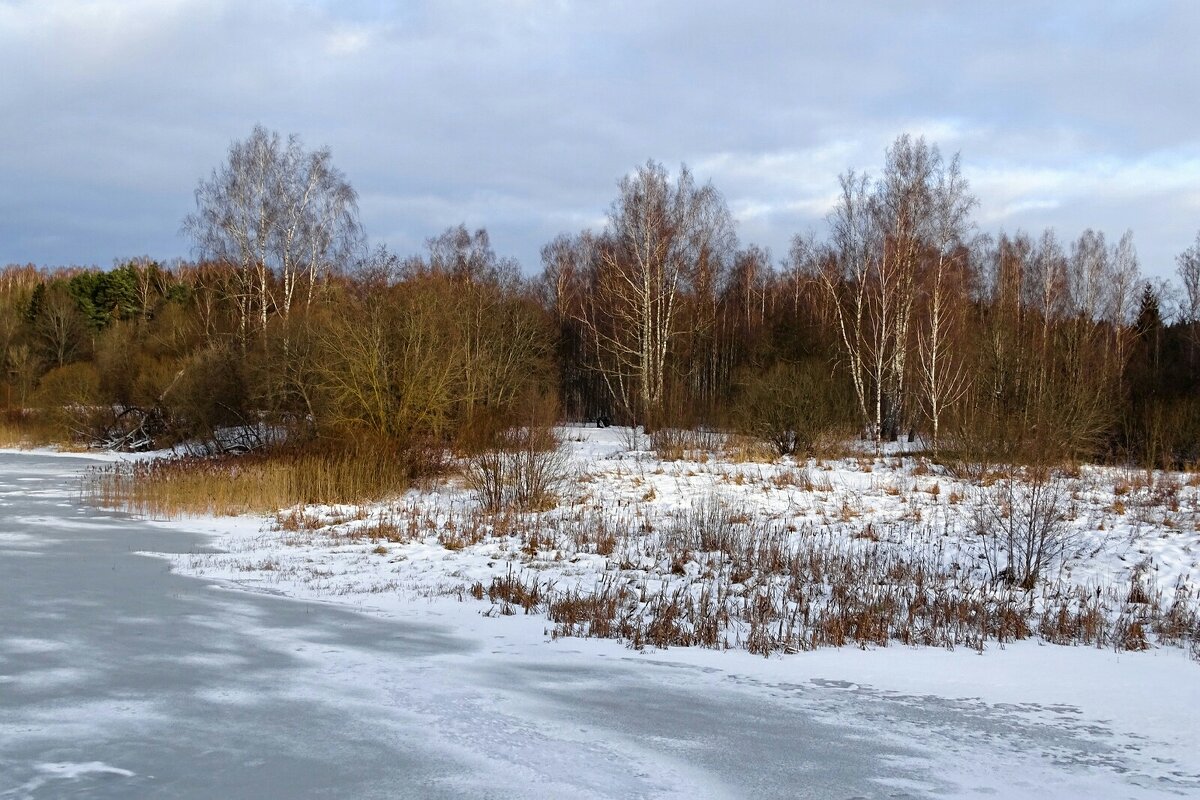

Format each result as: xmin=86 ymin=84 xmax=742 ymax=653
xmin=1 ymin=452 xmax=1196 ymax=799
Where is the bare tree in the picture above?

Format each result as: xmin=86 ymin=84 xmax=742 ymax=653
xmin=540 ymin=232 xmax=599 ymax=419
xmin=577 ymin=161 xmax=735 ymax=425
xmin=1176 ymin=232 xmax=1200 ymax=363
xmin=872 ymin=135 xmax=937 ymax=442
xmin=916 ymin=151 xmax=975 ymax=455
xmin=820 ymin=136 xmax=972 ymax=448
xmin=32 ymin=283 xmax=86 ymax=368
xmin=814 ymin=172 xmax=874 ymax=439
xmin=424 ymin=225 xmax=520 ymax=287
xmin=183 ymin=125 xmax=362 ymax=349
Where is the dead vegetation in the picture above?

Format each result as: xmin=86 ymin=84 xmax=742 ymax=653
xmin=82 ymin=442 xmax=417 ymax=517
xmin=462 ymin=499 xmax=1200 ymax=660
xmin=462 ymin=426 xmax=571 ymax=513
xmin=89 ymin=422 xmax=1200 ymax=663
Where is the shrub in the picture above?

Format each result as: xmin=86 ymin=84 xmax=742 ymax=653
xmin=168 ymin=343 xmax=250 ymax=445
xmin=971 ymin=468 xmax=1080 ymax=589
xmin=464 ymin=426 xmax=571 ymax=512
xmin=733 ymin=360 xmax=848 ymax=456
xmin=649 ymin=427 xmax=720 ymax=461
xmin=32 ymin=361 xmax=103 ymax=442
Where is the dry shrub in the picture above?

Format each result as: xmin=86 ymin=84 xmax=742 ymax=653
xmin=1153 ymin=581 xmax=1200 ymax=650
xmin=1039 ymin=592 xmax=1108 ymax=646
xmin=853 ymin=524 xmax=879 ymax=541
xmin=1115 ymin=615 xmax=1150 ymax=652
xmin=464 ymin=510 xmax=1200 ymax=660
xmin=722 ymin=434 xmax=778 ymax=464
xmin=275 ymin=508 xmax=324 ymax=532
xmin=30 ymin=363 xmax=107 ymax=444
xmin=650 ymin=427 xmax=720 ymax=461
xmin=559 ymin=512 xmax=625 ymax=556
xmin=548 ymin=578 xmax=637 ymax=640
xmin=439 ymin=514 xmax=487 ymax=550
xmin=463 ymin=426 xmax=571 ymax=513
xmin=771 ymin=468 xmax=804 ymax=489
xmin=731 ymin=360 xmax=851 ymax=457
xmin=663 ymin=499 xmax=746 ymax=558
xmin=971 ymin=469 xmax=1080 ymax=589
xmin=486 ymin=569 xmax=544 ymax=614
xmin=0 ymin=408 xmax=62 ymax=447
xmin=360 ymin=514 xmax=410 ymax=543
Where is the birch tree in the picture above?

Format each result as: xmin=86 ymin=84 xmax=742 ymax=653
xmin=819 ymin=136 xmax=971 ymax=447
xmin=1176 ymin=232 xmax=1200 ymax=364
xmin=577 ymin=161 xmax=734 ymax=425
xmin=183 ymin=126 xmax=362 ymax=349
xmin=915 ymin=151 xmax=975 ymax=455
xmin=816 ymin=171 xmax=875 ymax=439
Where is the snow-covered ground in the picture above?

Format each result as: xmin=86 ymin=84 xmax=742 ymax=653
xmin=151 ymin=425 xmax=1200 ymax=656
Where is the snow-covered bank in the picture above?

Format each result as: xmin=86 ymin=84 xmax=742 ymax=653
xmin=0 ymin=445 xmax=174 ymax=462
xmin=145 ymin=426 xmax=1200 ymax=658
xmin=128 ymin=430 xmax=1196 ymax=773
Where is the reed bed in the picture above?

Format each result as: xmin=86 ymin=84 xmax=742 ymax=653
xmin=0 ymin=409 xmax=63 ymax=448
xmin=84 ymin=446 xmax=414 ymax=517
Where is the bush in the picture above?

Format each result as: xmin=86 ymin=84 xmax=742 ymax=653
xmin=33 ymin=362 xmax=103 ymax=441
xmin=733 ymin=360 xmax=847 ymax=456
xmin=167 ymin=344 xmax=249 ymax=445
xmin=971 ymin=468 xmax=1081 ymax=589
xmin=464 ymin=426 xmax=571 ymax=512
xmin=649 ymin=427 xmax=720 ymax=461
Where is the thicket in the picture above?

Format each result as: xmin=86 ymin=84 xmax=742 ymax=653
xmin=5 ymin=128 xmax=1200 ymax=487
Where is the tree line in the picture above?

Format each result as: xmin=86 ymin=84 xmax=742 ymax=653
xmin=3 ymin=126 xmax=1200 ymax=468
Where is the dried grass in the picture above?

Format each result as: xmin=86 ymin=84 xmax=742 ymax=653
xmin=84 ymin=444 xmax=415 ymax=517
xmin=466 ymin=502 xmax=1200 ymax=660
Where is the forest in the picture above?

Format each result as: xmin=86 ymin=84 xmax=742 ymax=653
xmin=3 ymin=126 xmax=1200 ymax=488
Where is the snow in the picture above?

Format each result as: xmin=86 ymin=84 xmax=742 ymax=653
xmin=148 ymin=425 xmax=1200 ymax=652
xmin=5 ymin=761 xmax=138 ymax=797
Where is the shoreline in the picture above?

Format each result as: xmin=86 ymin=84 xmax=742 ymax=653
xmin=140 ymin=507 xmax=1200 ymax=791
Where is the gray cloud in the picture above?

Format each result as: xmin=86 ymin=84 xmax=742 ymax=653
xmin=1 ymin=0 xmax=1197 ymax=276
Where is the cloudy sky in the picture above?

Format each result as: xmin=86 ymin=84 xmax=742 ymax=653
xmin=2 ymin=0 xmax=1199 ymax=276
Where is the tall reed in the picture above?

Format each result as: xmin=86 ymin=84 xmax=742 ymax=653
xmin=0 ymin=409 xmax=64 ymax=448
xmin=84 ymin=445 xmax=415 ymax=517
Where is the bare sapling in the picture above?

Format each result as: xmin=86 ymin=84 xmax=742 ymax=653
xmin=971 ymin=468 xmax=1080 ymax=590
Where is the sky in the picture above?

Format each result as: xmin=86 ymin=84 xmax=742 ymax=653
xmin=2 ymin=0 xmax=1199 ymax=277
